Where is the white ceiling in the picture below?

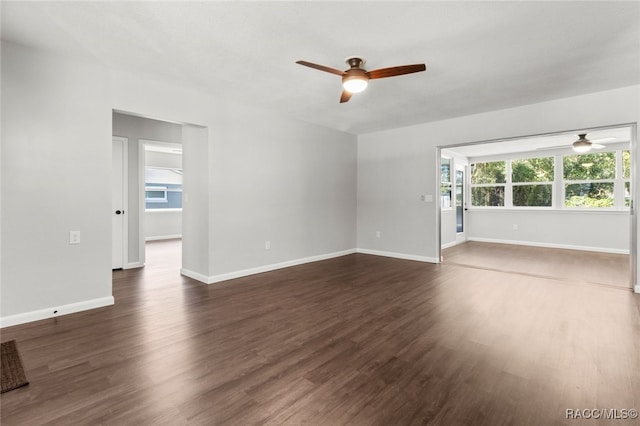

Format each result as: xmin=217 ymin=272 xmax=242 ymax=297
xmin=2 ymin=1 xmax=639 ymax=135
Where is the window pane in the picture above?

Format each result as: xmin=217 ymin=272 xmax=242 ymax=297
xmin=440 ymin=158 xmax=452 ymax=208
xmin=625 ymin=181 xmax=631 ymax=207
xmin=512 ymin=157 xmax=554 ymax=183
xmin=565 ymin=182 xmax=614 ymax=208
xmin=146 ymin=190 xmax=166 ymax=200
xmin=441 ymin=183 xmax=452 ymax=208
xmin=513 ymin=184 xmax=553 ymax=207
xmin=441 ymin=158 xmax=451 ymax=183
xmin=471 ymin=161 xmax=506 ymax=184
xmin=563 ymin=152 xmax=615 ymax=180
xmin=472 ymin=186 xmax=505 ymax=206
xmin=623 ymin=150 xmax=630 ymax=179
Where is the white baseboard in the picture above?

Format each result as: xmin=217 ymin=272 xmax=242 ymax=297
xmin=182 ymin=249 xmax=358 ymax=285
xmin=467 ymin=237 xmax=629 ymax=255
xmin=124 ymin=261 xmax=144 ymax=270
xmin=145 ymin=235 xmax=182 ymax=241
xmin=356 ymin=248 xmax=439 ymax=263
xmin=180 ymin=268 xmax=211 ymax=284
xmin=1 ymin=296 xmax=115 ymax=328
xmin=441 ymin=241 xmax=459 ymax=249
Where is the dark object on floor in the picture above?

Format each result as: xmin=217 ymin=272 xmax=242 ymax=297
xmin=1 ymin=340 xmax=29 ymax=393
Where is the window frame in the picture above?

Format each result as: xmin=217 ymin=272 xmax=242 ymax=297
xmin=440 ymin=156 xmax=454 ymax=210
xmin=145 ymin=186 xmax=169 ymax=203
xmin=561 ymin=150 xmax=624 ymax=210
xmin=470 ymin=160 xmax=507 ymax=208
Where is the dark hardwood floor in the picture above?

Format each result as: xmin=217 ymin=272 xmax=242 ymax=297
xmin=1 ymin=239 xmax=639 ymax=425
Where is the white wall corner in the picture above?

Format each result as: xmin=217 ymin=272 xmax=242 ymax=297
xmin=356 ymin=248 xmax=440 ymax=263
xmin=0 ymin=296 xmax=115 ymax=328
xmin=181 ymin=268 xmax=213 ymax=284
xmin=182 ymin=249 xmax=357 ymax=285
xmin=441 ymin=241 xmax=460 ymax=250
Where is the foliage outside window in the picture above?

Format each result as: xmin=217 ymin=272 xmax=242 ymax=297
xmin=469 ymin=150 xmax=629 ymax=210
xmin=563 ymin=152 xmax=615 ymax=208
xmin=511 ymin=157 xmax=554 ymax=207
xmin=441 ymin=157 xmax=452 ymax=209
xmin=471 ymin=161 xmax=506 ymax=206
xmin=623 ymin=150 xmax=631 ymax=207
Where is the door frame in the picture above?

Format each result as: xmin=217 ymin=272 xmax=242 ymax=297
xmin=138 ymin=139 xmax=184 ymax=267
xmin=112 ymin=136 xmax=129 ymax=269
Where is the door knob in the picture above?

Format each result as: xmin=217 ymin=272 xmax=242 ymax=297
xmin=115 ymin=210 xmax=122 ymax=215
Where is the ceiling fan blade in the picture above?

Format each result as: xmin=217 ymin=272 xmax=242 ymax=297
xmin=340 ymin=90 xmax=352 ymax=103
xmin=589 ymin=137 xmax=616 ymax=144
xmin=536 ymin=143 xmax=607 ymax=151
xmin=536 ymin=145 xmax=572 ymax=151
xmin=368 ymin=64 xmax=426 ymax=79
xmin=296 ymin=60 xmax=344 ymax=76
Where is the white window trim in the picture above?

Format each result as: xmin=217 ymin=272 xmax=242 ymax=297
xmin=440 ymin=156 xmax=454 ymax=210
xmin=470 ymin=149 xmax=630 ymax=211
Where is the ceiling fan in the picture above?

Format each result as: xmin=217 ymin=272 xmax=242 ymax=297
xmin=296 ymin=56 xmax=426 ymax=103
xmin=536 ymin=134 xmax=616 ymax=153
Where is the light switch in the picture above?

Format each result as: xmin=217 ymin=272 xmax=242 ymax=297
xmin=69 ymin=231 xmax=81 ymax=245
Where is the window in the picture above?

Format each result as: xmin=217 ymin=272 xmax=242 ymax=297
xmin=468 ymin=149 xmax=629 ymax=210
xmin=511 ymin=157 xmax=554 ymax=207
xmin=563 ymin=152 xmax=615 ymax=208
xmin=470 ymin=161 xmax=506 ymax=207
xmin=145 ymin=167 xmax=183 ymax=210
xmin=145 ymin=186 xmax=168 ymax=203
xmin=441 ymin=157 xmax=452 ymax=209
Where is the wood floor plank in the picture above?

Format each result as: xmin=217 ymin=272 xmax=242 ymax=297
xmin=1 ymin=239 xmax=639 ymax=425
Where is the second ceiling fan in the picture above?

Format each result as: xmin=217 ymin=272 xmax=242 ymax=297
xmin=296 ymin=56 xmax=426 ymax=103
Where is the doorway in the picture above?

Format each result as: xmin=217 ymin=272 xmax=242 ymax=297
xmin=140 ymin=140 xmax=184 ymax=270
xmin=438 ymin=123 xmax=636 ymax=290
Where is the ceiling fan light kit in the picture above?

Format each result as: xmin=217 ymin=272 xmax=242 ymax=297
xmin=572 ymin=134 xmax=594 ymax=153
xmin=342 ymin=72 xmax=369 ymax=93
xmin=296 ymin=56 xmax=426 ymax=103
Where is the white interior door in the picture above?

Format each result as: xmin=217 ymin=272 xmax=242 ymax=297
xmin=112 ymin=137 xmax=127 ymax=269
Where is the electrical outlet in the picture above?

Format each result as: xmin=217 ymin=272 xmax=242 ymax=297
xmin=512 ymin=224 xmax=518 ymax=230
xmin=265 ymin=241 xmax=271 ymax=250
xmin=69 ymin=231 xmax=81 ymax=244
xmin=376 ymin=231 xmax=381 ymax=238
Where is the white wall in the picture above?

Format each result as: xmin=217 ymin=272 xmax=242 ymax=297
xmin=112 ymin=112 xmax=182 ymax=265
xmin=145 ymin=150 xmax=182 ymax=169
xmin=145 ymin=211 xmax=182 ymax=241
xmin=357 ymin=85 xmax=639 ymax=286
xmin=441 ymin=210 xmax=458 ymax=248
xmin=468 ymin=210 xmax=629 ymax=253
xmin=110 ymin=69 xmax=358 ymax=283
xmin=1 ymin=41 xmax=113 ymax=325
xmin=1 ymin=43 xmax=357 ymax=325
